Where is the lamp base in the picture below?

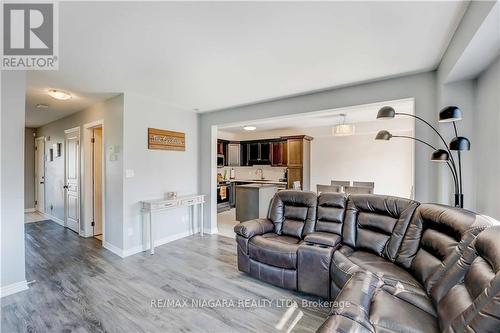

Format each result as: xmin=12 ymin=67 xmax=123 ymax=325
xmin=455 ymin=194 xmax=464 ymax=208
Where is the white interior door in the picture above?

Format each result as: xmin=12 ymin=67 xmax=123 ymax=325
xmin=93 ymin=127 xmax=103 ymax=236
xmin=35 ymin=137 xmax=45 ymax=213
xmin=65 ymin=128 xmax=80 ymax=233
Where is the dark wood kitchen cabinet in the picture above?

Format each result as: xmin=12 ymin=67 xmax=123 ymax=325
xmin=248 ymin=141 xmax=271 ymax=165
xmin=271 ymin=141 xmax=287 ymax=166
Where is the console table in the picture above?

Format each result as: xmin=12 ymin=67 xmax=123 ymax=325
xmin=141 ymin=194 xmax=205 ymax=254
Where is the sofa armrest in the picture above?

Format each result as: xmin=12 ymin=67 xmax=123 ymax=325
xmin=234 ymin=218 xmax=274 ymax=238
xmin=304 ymin=232 xmax=342 ymax=247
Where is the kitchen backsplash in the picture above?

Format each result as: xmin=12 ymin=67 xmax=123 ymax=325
xmin=218 ymin=166 xmax=287 ymax=181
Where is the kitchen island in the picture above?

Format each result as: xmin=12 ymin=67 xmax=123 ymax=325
xmin=235 ymin=184 xmax=278 ymax=222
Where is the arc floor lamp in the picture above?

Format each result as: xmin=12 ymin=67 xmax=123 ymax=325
xmin=375 ymin=106 xmax=470 ymax=208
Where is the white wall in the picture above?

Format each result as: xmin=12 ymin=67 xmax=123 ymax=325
xmin=123 ymin=93 xmax=199 ymax=253
xmin=36 ymin=95 xmax=124 ymax=249
xmin=1 ymin=71 xmax=28 ymax=296
xmin=311 ymin=132 xmax=414 ymax=198
xmin=475 ymin=56 xmax=500 ymax=220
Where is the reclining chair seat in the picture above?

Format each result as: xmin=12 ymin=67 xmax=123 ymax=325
xmin=248 ymin=233 xmax=301 ymax=269
xmin=331 ymin=246 xmax=423 ymax=290
xmin=319 ymin=272 xmax=439 ymax=333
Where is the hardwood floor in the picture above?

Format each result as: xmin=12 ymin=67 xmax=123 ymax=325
xmin=1 ymin=220 xmax=329 ymax=333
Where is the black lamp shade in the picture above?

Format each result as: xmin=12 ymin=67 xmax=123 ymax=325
xmin=431 ymin=149 xmax=449 ymax=162
xmin=439 ymin=106 xmax=462 ymax=123
xmin=377 ymin=106 xmax=396 ymax=119
xmin=375 ymin=130 xmax=392 ymax=140
xmin=449 ymin=136 xmax=470 ymax=151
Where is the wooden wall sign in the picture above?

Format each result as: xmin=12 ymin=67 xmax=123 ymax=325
xmin=148 ymin=128 xmax=185 ymax=151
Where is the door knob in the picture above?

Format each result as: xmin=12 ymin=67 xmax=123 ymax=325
xmin=40 ymin=181 xmax=44 ymax=184
xmin=63 ymin=185 xmax=68 ymax=189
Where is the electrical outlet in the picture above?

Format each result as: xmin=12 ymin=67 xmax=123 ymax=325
xmin=50 ymin=204 xmax=53 ymax=211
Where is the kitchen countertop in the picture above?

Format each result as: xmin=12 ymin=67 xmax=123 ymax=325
xmin=228 ymin=179 xmax=287 ymax=185
xmin=236 ymin=183 xmax=279 ymax=189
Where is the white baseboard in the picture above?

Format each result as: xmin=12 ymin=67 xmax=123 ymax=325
xmin=24 ymin=208 xmax=36 ymax=213
xmin=103 ymin=241 xmax=125 ymax=258
xmin=207 ymin=227 xmax=219 ymax=234
xmin=0 ymin=280 xmax=28 ymax=298
xmin=42 ymin=213 xmax=65 ymax=226
xmin=122 ymin=230 xmax=194 ymax=257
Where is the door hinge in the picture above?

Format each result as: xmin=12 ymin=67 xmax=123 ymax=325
xmin=91 ymin=221 xmax=95 ymax=227
xmin=35 ymin=146 xmax=37 ymax=151
xmin=91 ymin=138 xmax=95 ymax=143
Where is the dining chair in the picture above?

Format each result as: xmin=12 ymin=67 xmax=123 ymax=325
xmin=317 ymin=184 xmax=342 ymax=194
xmin=331 ymin=180 xmax=351 ymax=187
xmin=344 ymin=185 xmax=374 ymax=195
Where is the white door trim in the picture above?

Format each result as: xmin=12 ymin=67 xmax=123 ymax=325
xmin=64 ymin=126 xmax=81 ymax=234
xmin=82 ymin=120 xmax=105 ymax=241
xmin=34 ymin=136 xmax=46 ymax=213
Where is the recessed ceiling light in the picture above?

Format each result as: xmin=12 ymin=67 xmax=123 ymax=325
xmin=48 ymin=89 xmax=72 ymax=100
xmin=243 ymin=126 xmax=256 ymax=131
xmin=36 ymin=103 xmax=49 ymax=109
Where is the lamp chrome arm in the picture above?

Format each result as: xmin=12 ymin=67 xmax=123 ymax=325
xmin=393 ymin=135 xmax=459 ymax=196
xmin=396 ymin=112 xmax=459 ymax=176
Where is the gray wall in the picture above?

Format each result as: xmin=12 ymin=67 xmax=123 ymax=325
xmin=37 ymin=95 xmax=125 ymax=249
xmin=123 ymin=92 xmax=199 ymax=252
xmin=1 ymin=71 xmax=27 ymax=291
xmin=200 ymin=71 xmax=438 ymax=230
xmin=475 ymin=56 xmax=500 ymax=219
xmin=24 ymin=128 xmax=36 ymax=209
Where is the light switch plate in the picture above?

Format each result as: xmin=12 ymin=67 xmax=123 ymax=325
xmin=125 ymin=169 xmax=135 ymax=178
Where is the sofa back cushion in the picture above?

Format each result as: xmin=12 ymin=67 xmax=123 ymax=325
xmin=315 ymin=193 xmax=347 ymax=235
xmin=268 ymin=190 xmax=317 ymax=239
xmin=431 ymin=226 xmax=500 ymax=332
xmin=342 ymin=194 xmax=419 ymax=261
xmin=397 ymin=204 xmax=492 ymax=293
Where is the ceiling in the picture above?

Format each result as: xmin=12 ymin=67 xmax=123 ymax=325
xmin=25 ymin=87 xmax=118 ymax=127
xmin=218 ymin=99 xmax=414 ymax=139
xmin=28 ymin=1 xmax=468 ymax=115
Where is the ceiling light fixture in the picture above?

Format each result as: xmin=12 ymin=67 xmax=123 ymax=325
xmin=243 ymin=126 xmax=256 ymax=131
xmin=48 ymin=89 xmax=72 ymax=100
xmin=36 ymin=103 xmax=49 ymax=109
xmin=332 ymin=114 xmax=355 ymax=136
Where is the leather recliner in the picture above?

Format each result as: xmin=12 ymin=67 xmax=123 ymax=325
xmin=234 ymin=191 xmax=499 ymax=333
xmin=234 ymin=190 xmax=317 ymax=290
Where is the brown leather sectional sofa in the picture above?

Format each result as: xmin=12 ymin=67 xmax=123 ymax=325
xmin=234 ymin=190 xmax=500 ymax=333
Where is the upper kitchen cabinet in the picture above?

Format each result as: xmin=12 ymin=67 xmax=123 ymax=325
xmin=284 ymin=135 xmax=313 ymax=190
xmin=217 ymin=139 xmax=229 ymax=166
xmin=271 ymin=140 xmax=287 ymax=166
xmin=248 ymin=141 xmax=271 ymax=165
xmin=227 ymin=143 xmax=241 ymax=166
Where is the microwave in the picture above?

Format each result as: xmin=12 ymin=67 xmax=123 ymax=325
xmin=217 ymin=154 xmax=225 ymax=167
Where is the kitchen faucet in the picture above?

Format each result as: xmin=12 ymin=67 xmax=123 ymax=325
xmin=255 ymin=168 xmax=264 ymax=180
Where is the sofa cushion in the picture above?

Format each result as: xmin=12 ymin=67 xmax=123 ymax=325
xmin=268 ymin=190 xmax=317 ymax=238
xmin=396 ymin=204 xmax=493 ymax=293
xmin=342 ymin=194 xmax=419 ymax=261
xmin=326 ymin=272 xmax=439 ymax=333
xmin=432 ymin=226 xmax=500 ymax=332
xmin=304 ymin=232 xmax=341 ymax=247
xmin=248 ymin=233 xmax=301 ymax=269
xmin=315 ymin=193 xmax=347 ymax=235
xmin=331 ymin=246 xmax=423 ymax=290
